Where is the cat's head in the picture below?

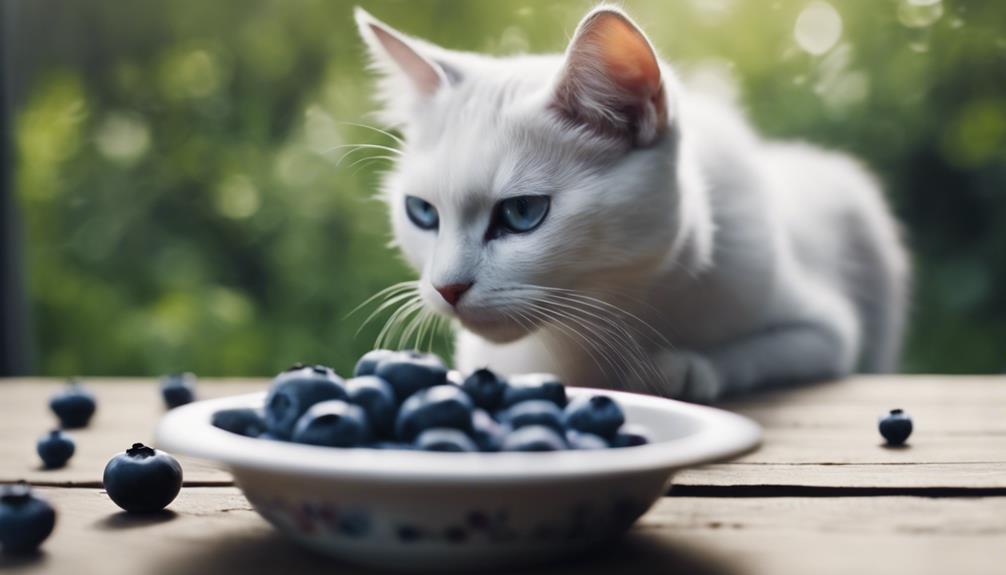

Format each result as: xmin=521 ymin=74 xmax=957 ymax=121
xmin=355 ymin=6 xmax=701 ymax=344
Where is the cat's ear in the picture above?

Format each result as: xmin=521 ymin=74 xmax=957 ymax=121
xmin=552 ymin=7 xmax=667 ymax=146
xmin=355 ymin=7 xmax=452 ymax=123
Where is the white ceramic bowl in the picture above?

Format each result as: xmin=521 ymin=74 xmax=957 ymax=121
xmin=156 ymin=388 xmax=760 ymax=571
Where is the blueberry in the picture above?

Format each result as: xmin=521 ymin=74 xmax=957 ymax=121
xmin=346 ymin=376 xmax=397 ymax=438
xmin=461 ymin=368 xmax=507 ymax=411
xmin=566 ymin=430 xmax=609 ymax=450
xmin=48 ymin=380 xmax=96 ymax=429
xmin=353 ymin=349 xmax=398 ymax=377
xmin=611 ymin=424 xmax=652 ymax=448
xmin=395 ymin=385 xmax=474 ymax=442
xmin=291 ymin=400 xmax=371 ymax=447
xmin=471 ymin=409 xmax=505 ymax=452
xmin=103 ymin=443 xmax=183 ymax=513
xmin=879 ymin=408 xmax=913 ymax=446
xmin=499 ymin=400 xmax=565 ymax=433
xmin=0 ymin=482 xmax=56 ymax=554
xmin=501 ymin=373 xmax=566 ymax=408
xmin=414 ymin=429 xmax=478 ymax=452
xmin=563 ymin=395 xmax=625 ymax=439
xmin=374 ymin=351 xmax=448 ymax=403
xmin=211 ymin=408 xmax=267 ymax=437
xmin=501 ymin=425 xmax=567 ymax=452
xmin=446 ymin=370 xmax=465 ymax=386
xmin=160 ymin=372 xmax=196 ymax=409
xmin=264 ymin=364 xmax=347 ymax=439
xmin=36 ymin=430 xmax=75 ymax=469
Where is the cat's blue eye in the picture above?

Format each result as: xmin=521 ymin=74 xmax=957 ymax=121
xmin=495 ymin=195 xmax=550 ymax=235
xmin=405 ymin=196 xmax=439 ymax=231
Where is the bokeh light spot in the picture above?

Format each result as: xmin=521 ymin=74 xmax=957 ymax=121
xmin=215 ymin=174 xmax=261 ymax=219
xmin=898 ymin=0 xmax=944 ymax=28
xmin=795 ymin=1 xmax=843 ymax=56
xmin=94 ymin=112 xmax=151 ymax=165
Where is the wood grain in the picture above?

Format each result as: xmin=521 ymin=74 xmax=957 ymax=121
xmin=2 ymin=376 xmax=1004 ymax=488
xmin=0 ymin=379 xmax=259 ymax=485
xmin=2 ymin=487 xmax=1003 ymax=575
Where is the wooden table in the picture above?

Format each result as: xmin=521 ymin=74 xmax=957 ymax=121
xmin=1 ymin=376 xmax=1004 ymax=574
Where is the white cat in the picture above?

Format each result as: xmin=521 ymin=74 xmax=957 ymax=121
xmin=353 ymin=5 xmax=910 ymax=402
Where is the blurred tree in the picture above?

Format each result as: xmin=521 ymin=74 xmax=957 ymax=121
xmin=7 ymin=0 xmax=1006 ymax=376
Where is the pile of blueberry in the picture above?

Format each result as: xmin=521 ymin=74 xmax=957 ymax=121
xmin=2 ymin=377 xmax=191 ymax=555
xmin=212 ymin=350 xmax=653 ymax=452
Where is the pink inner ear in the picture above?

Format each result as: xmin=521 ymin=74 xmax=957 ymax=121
xmin=369 ymin=24 xmax=442 ymax=96
xmin=585 ymin=13 xmax=662 ymax=97
xmin=555 ymin=10 xmax=667 ymax=144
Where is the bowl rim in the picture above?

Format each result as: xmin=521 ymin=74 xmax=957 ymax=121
xmin=155 ymin=388 xmax=760 ymax=484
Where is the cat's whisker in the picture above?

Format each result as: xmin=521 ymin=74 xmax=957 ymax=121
xmin=375 ymin=298 xmax=424 ymax=349
xmin=400 ymin=305 xmax=432 ymax=350
xmin=525 ymin=285 xmax=671 ymax=349
xmin=323 ymin=143 xmax=403 ymax=157
xmin=542 ymin=295 xmax=671 ymax=371
xmin=520 ymin=293 xmax=665 ymax=393
xmin=558 ymin=312 xmax=657 ymax=389
xmin=324 ymin=143 xmax=402 ymax=169
xmin=522 ymin=300 xmax=629 ymax=387
xmin=346 ymin=280 xmax=418 ymax=319
xmin=505 ymin=307 xmax=570 ymax=376
xmin=356 ymin=289 xmax=421 ymax=337
xmin=392 ymin=301 xmax=426 ymax=349
xmin=497 ymin=284 xmax=667 ymax=356
xmin=347 ymin=154 xmax=398 ymax=170
xmin=492 ymin=291 xmax=625 ymax=379
xmin=336 ymin=121 xmax=405 ymax=146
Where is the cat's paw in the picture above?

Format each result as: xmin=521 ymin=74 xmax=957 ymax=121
xmin=655 ymin=350 xmax=722 ymax=403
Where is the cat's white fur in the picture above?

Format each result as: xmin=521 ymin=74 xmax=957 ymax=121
xmin=354 ymin=5 xmax=910 ymax=401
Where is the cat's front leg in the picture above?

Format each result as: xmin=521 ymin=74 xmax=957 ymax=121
xmin=705 ymin=321 xmax=857 ymax=395
xmin=652 ymin=349 xmax=723 ymax=403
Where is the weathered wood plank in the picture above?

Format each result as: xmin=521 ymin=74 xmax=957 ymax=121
xmin=0 ymin=379 xmax=258 ymax=485
xmin=674 ymin=462 xmax=1006 ymax=490
xmin=1 ymin=488 xmax=1003 ymax=575
xmin=722 ymin=375 xmax=1006 ymax=406
xmin=3 ymin=377 xmax=1004 ymax=489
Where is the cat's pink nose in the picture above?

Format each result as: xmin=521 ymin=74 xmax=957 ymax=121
xmin=435 ymin=282 xmax=473 ymax=307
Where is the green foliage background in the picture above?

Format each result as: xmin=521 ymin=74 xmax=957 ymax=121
xmin=11 ymin=0 xmax=1006 ymax=376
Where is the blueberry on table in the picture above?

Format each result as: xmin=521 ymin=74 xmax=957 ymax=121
xmin=563 ymin=395 xmax=625 ymax=439
xmin=501 ymin=425 xmax=567 ymax=452
xmin=461 ymin=368 xmax=507 ymax=411
xmin=501 ymin=373 xmax=566 ymax=408
xmin=36 ymin=430 xmax=75 ymax=469
xmin=48 ymin=380 xmax=96 ymax=429
xmin=292 ymin=401 xmax=372 ymax=447
xmin=499 ymin=400 xmax=565 ymax=433
xmin=265 ymin=364 xmax=348 ymax=439
xmin=611 ymin=424 xmax=652 ymax=448
xmin=566 ymin=430 xmax=609 ymax=450
xmin=414 ymin=429 xmax=479 ymax=452
xmin=346 ymin=376 xmax=397 ymax=438
xmin=395 ymin=385 xmax=474 ymax=442
xmin=211 ymin=408 xmax=267 ymax=437
xmin=160 ymin=372 xmax=196 ymax=409
xmin=353 ymin=349 xmax=398 ymax=377
xmin=103 ymin=443 xmax=183 ymax=513
xmin=471 ymin=409 xmax=505 ymax=452
xmin=879 ymin=408 xmax=913 ymax=446
xmin=0 ymin=482 xmax=56 ymax=554
xmin=374 ymin=351 xmax=448 ymax=403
